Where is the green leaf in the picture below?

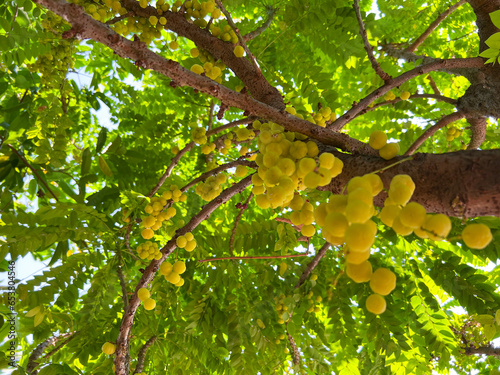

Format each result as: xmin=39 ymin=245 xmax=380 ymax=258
xmin=489 ymin=9 xmax=500 ymax=29
xmin=80 ymin=147 xmax=91 ymax=176
xmin=485 ymin=33 xmax=500 ymax=49
xmin=95 ymin=127 xmax=108 ymax=154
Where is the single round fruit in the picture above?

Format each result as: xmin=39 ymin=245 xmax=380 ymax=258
xmin=369 ymin=131 xmax=387 ymax=150
xmin=143 ymin=298 xmax=156 ymax=310
xmin=388 ymin=182 xmax=413 ymax=206
xmin=423 ymin=214 xmax=451 ymax=240
xmin=346 ymin=260 xmax=373 ymax=283
xmin=462 ymin=223 xmax=493 ymax=249
xmin=399 ymin=202 xmax=426 ymax=228
xmin=400 ymin=91 xmax=411 ymax=100
xmin=137 ymin=287 xmax=150 ymax=302
xmin=102 ymin=342 xmax=116 ymax=355
xmin=176 ymin=236 xmax=187 ymax=248
xmin=141 ymin=228 xmax=154 ymax=240
xmin=366 ymin=294 xmax=386 ymax=314
xmin=234 ymin=45 xmax=245 ymax=57
xmin=166 ymin=271 xmax=181 ymax=284
xmin=379 ymin=143 xmax=400 ymax=160
xmin=379 ymin=205 xmax=401 ymax=227
xmin=301 ymin=224 xmax=316 ymax=237
xmin=344 ymin=223 xmax=376 ymax=252
xmin=369 ymin=268 xmax=396 ymax=296
xmin=173 ymin=261 xmax=186 ymax=274
xmin=160 ymin=262 xmax=173 ymax=276
xmin=345 ymin=248 xmax=370 ymax=265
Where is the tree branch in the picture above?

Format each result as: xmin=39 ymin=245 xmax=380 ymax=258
xmin=330 ymin=58 xmax=483 ymax=131
xmin=353 ymin=0 xmax=391 ymax=81
xmin=404 ymin=112 xmax=466 ymax=156
xmin=33 ymin=0 xmax=375 ymax=156
xmin=114 ymin=175 xmax=252 ymax=375
xmin=295 ymin=242 xmax=330 ymax=288
xmin=242 ymin=7 xmax=276 ymax=42
xmin=116 ymin=248 xmax=129 ymax=312
xmin=27 ymin=332 xmax=77 ymax=374
xmin=464 ymin=345 xmax=500 ymax=356
xmin=199 ymin=253 xmax=308 ymax=263
xmin=287 ymin=332 xmax=300 ymax=365
xmin=406 ymin=0 xmax=467 ymax=52
xmin=132 ymin=336 xmax=157 ymax=374
xmin=228 ymin=192 xmax=253 ymax=255
xmin=426 ymin=74 xmax=441 ymax=95
xmin=466 ymin=116 xmax=487 ymax=150
xmin=361 ymin=93 xmax=457 ymax=115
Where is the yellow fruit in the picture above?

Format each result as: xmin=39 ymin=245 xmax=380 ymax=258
xmin=176 ymin=236 xmax=187 ymax=248
xmin=303 ymin=172 xmax=321 ymax=189
xmin=234 ymin=45 xmax=245 ymax=57
xmin=143 ymin=298 xmax=156 ymax=310
xmin=391 ymin=216 xmax=413 ymax=236
xmin=166 ymin=271 xmax=181 ymax=284
xmin=369 ymin=268 xmax=396 ymax=296
xmin=301 ymin=224 xmax=316 ymax=237
xmin=391 ymin=174 xmax=415 ymax=192
xmin=423 ymin=214 xmax=451 ymax=240
xmin=462 ymin=223 xmax=492 ymax=249
xmin=347 ymin=176 xmax=373 ymax=194
xmin=348 ymin=188 xmax=373 ymax=206
xmin=175 ymin=277 xmax=185 ymax=287
xmin=170 ymin=41 xmax=179 ymax=50
xmin=345 ymin=200 xmax=373 ymax=224
xmin=400 ymin=91 xmax=411 ymax=100
xmin=324 ymin=212 xmax=348 ymax=237
xmin=190 ymin=64 xmax=204 ymax=74
xmin=185 ymin=240 xmax=197 ymax=252
xmin=310 ymin=274 xmax=318 ymax=281
xmin=369 ymin=131 xmax=387 ymax=150
xmin=141 ymin=228 xmax=154 ymax=239
xmin=379 ymin=143 xmax=400 ymax=160
xmin=149 ymin=16 xmax=158 ymax=26
xmin=388 ymin=182 xmax=413 ymax=206
xmin=235 ymin=165 xmax=247 ymax=177
xmin=137 ymin=287 xmax=150 ymax=301
xmin=102 ymin=342 xmax=116 ymax=355
xmin=173 ymin=261 xmax=186 ymax=274
xmin=364 ymin=174 xmax=384 ymax=196
xmin=160 ymin=262 xmax=173 ymax=276
xmin=399 ymin=202 xmax=426 ymax=228
xmin=345 ymin=248 xmax=370 ymax=265
xmin=366 ymin=294 xmax=386 ymax=314
xmin=344 ymin=223 xmax=376 ymax=252
xmin=346 ymin=260 xmax=373 ymax=283
xmin=379 ymin=205 xmax=401 ymax=227
xmin=330 ymin=157 xmax=343 ymax=177
xmin=319 ymin=153 xmax=335 ymax=169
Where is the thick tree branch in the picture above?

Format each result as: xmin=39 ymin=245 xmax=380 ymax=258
xmin=464 ymin=345 xmax=500 ymax=356
xmin=330 ymin=58 xmax=483 ymax=131
xmin=353 ymin=0 xmax=391 ymax=81
xmin=243 ymin=7 xmax=276 ymax=42
xmin=467 ymin=0 xmax=500 ymax=53
xmin=27 ymin=332 xmax=77 ymax=374
xmin=295 ymin=242 xmax=331 ymax=288
xmin=323 ymin=149 xmax=500 ymax=218
xmin=406 ymin=0 xmax=467 ymax=52
xmin=404 ymin=112 xmax=467 ymax=155
xmin=34 ymin=0 xmax=374 ymax=155
xmin=467 ymin=116 xmax=487 ymax=149
xmin=114 ymin=175 xmax=252 ymax=375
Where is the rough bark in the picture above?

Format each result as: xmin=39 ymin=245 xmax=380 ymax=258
xmin=324 ymin=149 xmax=500 ymax=218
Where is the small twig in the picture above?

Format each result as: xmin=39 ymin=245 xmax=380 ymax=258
xmin=363 ymin=94 xmax=457 ymax=114
xmin=199 ymin=253 xmax=309 ymax=263
xmin=40 ymin=332 xmax=77 ymax=361
xmin=467 ymin=117 xmax=487 ymax=150
xmin=133 ymin=336 xmax=157 ymax=374
xmin=353 ymin=0 xmax=391 ymax=81
xmin=116 ymin=248 xmax=129 ymax=311
xmin=215 ymin=0 xmax=261 ymax=73
xmin=228 ymin=193 xmax=253 ymax=255
xmin=295 ymin=242 xmax=330 ymax=288
xmin=406 ymin=0 xmax=467 ymax=52
xmin=242 ymin=7 xmax=276 ymax=42
xmin=7 ymin=144 xmax=58 ymax=201
xmin=124 ymin=222 xmax=133 ymax=252
xmin=404 ymin=112 xmax=466 ymax=156
xmin=426 ymin=74 xmax=441 ymax=95
xmin=207 ymin=101 xmax=215 ymax=131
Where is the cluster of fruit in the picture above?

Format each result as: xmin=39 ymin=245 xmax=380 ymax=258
xmin=369 ymin=130 xmax=400 ymax=160
xmin=285 ymin=106 xmax=336 ymax=128
xmin=289 ymin=198 xmax=316 ymax=237
xmin=136 ymin=241 xmax=162 ymax=260
xmin=252 ymin=120 xmax=344 ymax=210
xmin=190 ymin=48 xmax=228 ymax=83
xmin=195 ymin=173 xmax=227 ymax=201
xmin=160 ymin=260 xmax=187 ymax=286
xmin=181 ymin=0 xmax=222 ymax=28
xmin=192 ymin=126 xmax=208 ymax=145
xmin=445 ymin=126 xmax=462 ymax=142
xmin=305 ymin=291 xmax=322 ymax=314
xmin=176 ymin=232 xmax=197 ymax=252
xmin=274 ymin=294 xmax=290 ymax=324
xmin=141 ymin=187 xmax=185 ymax=240
xmin=138 ymin=287 xmax=157 ymax=310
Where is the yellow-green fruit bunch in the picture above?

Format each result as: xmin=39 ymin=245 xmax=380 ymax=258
xmin=184 ymin=0 xmax=221 ymax=28
xmin=316 ymin=173 xmax=382 ymax=250
xmin=219 ymin=133 xmax=235 ymax=155
xmin=192 ymin=126 xmax=208 ymax=145
xmin=176 ymin=232 xmax=197 ymax=252
xmin=289 ymin=198 xmax=316 ymax=237
xmin=253 ymin=120 xmax=343 ymax=209
xmin=274 ymin=294 xmax=290 ymax=324
xmin=210 ymin=24 xmax=238 ymax=44
xmin=162 ymin=185 xmax=187 ymax=203
xmin=311 ymin=106 xmax=336 ymax=128
xmin=190 ymin=49 xmax=226 ymax=83
xmin=141 ymin=194 xmax=178 ymax=240
xmin=369 ymin=130 xmax=400 ymax=160
xmin=305 ymin=291 xmax=322 ymax=314
xmin=160 ymin=260 xmax=186 ymax=286
xmin=365 ymin=268 xmax=397 ymax=315
xmin=234 ymin=127 xmax=256 ymax=142
xmin=136 ymin=241 xmax=162 ymax=260
xmin=138 ymin=287 xmax=156 ymax=310
xmin=445 ymin=126 xmax=462 ymax=142
xmin=195 ymin=173 xmax=227 ymax=201
xmin=384 ymin=91 xmax=396 ymax=101
xmin=201 ymin=142 xmax=216 ymax=155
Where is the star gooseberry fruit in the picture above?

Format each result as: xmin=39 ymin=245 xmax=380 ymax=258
xmin=461 ymin=223 xmax=492 ymax=249
xmin=102 ymin=342 xmax=116 ymax=355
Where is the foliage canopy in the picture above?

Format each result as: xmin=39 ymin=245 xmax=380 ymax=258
xmin=1 ymin=0 xmax=500 ymax=374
